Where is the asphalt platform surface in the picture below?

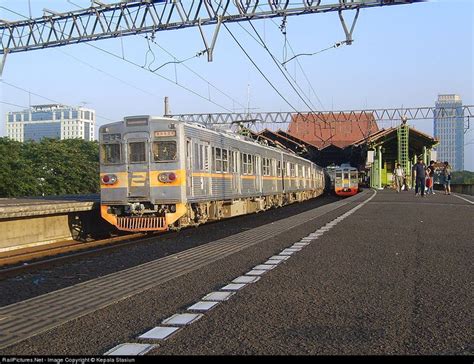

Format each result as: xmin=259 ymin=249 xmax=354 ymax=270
xmin=2 ymin=190 xmax=472 ymax=355
xmin=151 ymin=190 xmax=472 ymax=355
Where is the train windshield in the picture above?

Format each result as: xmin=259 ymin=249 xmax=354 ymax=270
xmin=153 ymin=141 xmax=177 ymax=162
xmin=100 ymin=143 xmax=122 ymax=164
xmin=129 ymin=141 xmax=147 ymax=163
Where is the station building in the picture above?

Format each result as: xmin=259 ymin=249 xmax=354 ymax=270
xmin=6 ymin=104 xmax=96 ymax=142
xmin=251 ymin=112 xmax=439 ymax=189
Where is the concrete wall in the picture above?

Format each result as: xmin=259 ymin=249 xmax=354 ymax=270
xmin=0 ymin=214 xmax=73 ymax=252
xmin=0 ymin=209 xmax=115 ymax=253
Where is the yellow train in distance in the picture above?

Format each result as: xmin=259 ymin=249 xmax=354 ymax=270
xmin=325 ymin=165 xmax=359 ymax=197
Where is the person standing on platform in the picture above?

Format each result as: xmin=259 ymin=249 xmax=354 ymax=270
xmin=426 ymin=160 xmax=436 ymax=195
xmin=413 ymin=158 xmax=426 ymax=197
xmin=443 ymin=161 xmax=452 ymax=195
xmin=394 ymin=163 xmax=405 ymax=193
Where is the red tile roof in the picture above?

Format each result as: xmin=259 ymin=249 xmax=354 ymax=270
xmin=287 ymin=112 xmax=379 ymax=149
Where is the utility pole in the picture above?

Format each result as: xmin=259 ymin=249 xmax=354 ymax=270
xmin=164 ymin=97 xmax=170 ymax=116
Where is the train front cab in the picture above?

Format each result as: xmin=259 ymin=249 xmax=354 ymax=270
xmin=100 ymin=116 xmax=187 ymax=232
xmin=334 ymin=168 xmax=359 ymax=197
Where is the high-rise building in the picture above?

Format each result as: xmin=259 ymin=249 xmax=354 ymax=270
xmin=6 ymin=104 xmax=96 ymax=142
xmin=433 ymin=94 xmax=464 ymax=171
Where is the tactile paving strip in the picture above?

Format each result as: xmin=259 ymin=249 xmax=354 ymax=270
xmin=0 ymin=191 xmax=371 ymax=349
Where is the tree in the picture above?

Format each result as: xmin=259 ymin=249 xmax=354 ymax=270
xmin=0 ymin=138 xmax=39 ymax=197
xmin=0 ymin=138 xmax=100 ymax=197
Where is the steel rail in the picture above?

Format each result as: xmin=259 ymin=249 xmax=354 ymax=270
xmin=0 ymin=233 xmax=152 ymax=274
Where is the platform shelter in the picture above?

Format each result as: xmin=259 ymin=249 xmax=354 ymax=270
xmin=350 ymin=122 xmax=438 ymax=189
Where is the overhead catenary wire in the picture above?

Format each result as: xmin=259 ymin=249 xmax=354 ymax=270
xmin=233 ymin=16 xmax=323 ymax=111
xmin=261 ymin=11 xmax=326 ymax=110
xmin=224 ymin=22 xmax=325 ymax=143
xmin=214 ymin=0 xmax=325 ymax=111
xmin=246 ymin=21 xmax=327 ymax=141
xmin=1 ymin=80 xmax=115 ymax=122
xmin=56 ymin=49 xmax=164 ymax=100
xmin=65 ymin=0 xmax=247 ymax=111
xmin=147 ymin=37 xmax=248 ymax=110
xmin=0 ymin=5 xmax=235 ymax=113
xmin=209 ymin=0 xmax=327 ymax=142
xmin=223 ymin=23 xmax=299 ymax=113
xmin=282 ymin=41 xmax=348 ymax=66
xmin=247 ymin=20 xmax=319 ymax=113
xmin=84 ymin=42 xmax=234 ymax=112
xmin=0 ymin=100 xmax=29 ymax=109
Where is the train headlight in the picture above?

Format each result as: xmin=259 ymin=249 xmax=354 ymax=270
xmin=101 ymin=174 xmax=118 ymax=185
xmin=158 ymin=172 xmax=177 ymax=183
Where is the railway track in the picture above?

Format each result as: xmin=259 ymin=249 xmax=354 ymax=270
xmin=0 ymin=191 xmax=370 ymax=352
xmin=0 ymin=196 xmax=340 ymax=274
xmin=0 ymin=232 xmax=148 ymax=273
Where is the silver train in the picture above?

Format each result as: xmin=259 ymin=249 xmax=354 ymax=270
xmin=99 ymin=115 xmax=326 ymax=232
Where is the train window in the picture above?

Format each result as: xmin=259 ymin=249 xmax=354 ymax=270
xmin=153 ymin=141 xmax=177 ymax=162
xmin=242 ymin=153 xmax=253 ymax=175
xmin=129 ymin=142 xmax=147 ymax=163
xmin=100 ymin=143 xmax=121 ymax=164
xmin=277 ymin=161 xmax=282 ymax=177
xmin=350 ymin=171 xmax=358 ymax=183
xmin=242 ymin=154 xmax=247 ymax=175
xmin=262 ymin=158 xmax=271 ymax=176
xmin=215 ymin=148 xmax=222 ymax=172
xmin=290 ymin=163 xmax=295 ymax=177
xmin=222 ymin=149 xmax=228 ymax=172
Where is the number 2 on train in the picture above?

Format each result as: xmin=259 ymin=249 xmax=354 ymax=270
xmin=130 ymin=172 xmax=147 ymax=186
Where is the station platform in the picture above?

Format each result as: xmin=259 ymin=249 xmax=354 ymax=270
xmin=0 ymin=195 xmax=99 ymax=219
xmin=0 ymin=195 xmax=101 ymax=252
xmin=0 ymin=189 xmax=472 ymax=355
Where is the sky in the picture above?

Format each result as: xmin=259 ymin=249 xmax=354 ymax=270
xmin=0 ymin=0 xmax=473 ymax=169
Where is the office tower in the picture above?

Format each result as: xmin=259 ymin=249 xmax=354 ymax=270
xmin=433 ymin=94 xmax=464 ymax=171
xmin=6 ymin=104 xmax=96 ymax=142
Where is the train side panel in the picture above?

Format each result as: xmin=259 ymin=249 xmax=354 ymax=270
xmin=100 ymin=116 xmax=326 ymax=232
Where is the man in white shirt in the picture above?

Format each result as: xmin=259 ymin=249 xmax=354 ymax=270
xmin=394 ymin=163 xmax=405 ymax=193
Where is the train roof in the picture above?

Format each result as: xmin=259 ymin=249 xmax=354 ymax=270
xmin=325 ymin=165 xmax=358 ymax=171
xmin=101 ymin=115 xmax=319 ymax=166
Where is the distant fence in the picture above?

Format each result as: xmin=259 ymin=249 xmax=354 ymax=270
xmin=434 ymin=184 xmax=474 ymax=196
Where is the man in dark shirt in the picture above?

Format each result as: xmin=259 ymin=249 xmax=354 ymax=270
xmin=412 ymin=158 xmax=426 ymax=196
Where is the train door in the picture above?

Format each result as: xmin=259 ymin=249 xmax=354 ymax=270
xmin=342 ymin=169 xmax=350 ymax=189
xmin=126 ymin=136 xmax=150 ymax=199
xmin=194 ymin=141 xmax=206 ymax=197
xmin=230 ymin=149 xmax=240 ymax=195
xmin=204 ymin=143 xmax=211 ymax=196
xmin=335 ymin=169 xmax=343 ymax=190
xmin=278 ymin=157 xmax=284 ymax=192
xmin=186 ymin=139 xmax=193 ymax=197
xmin=302 ymin=165 xmax=306 ymax=189
xmin=255 ymin=155 xmax=262 ymax=193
